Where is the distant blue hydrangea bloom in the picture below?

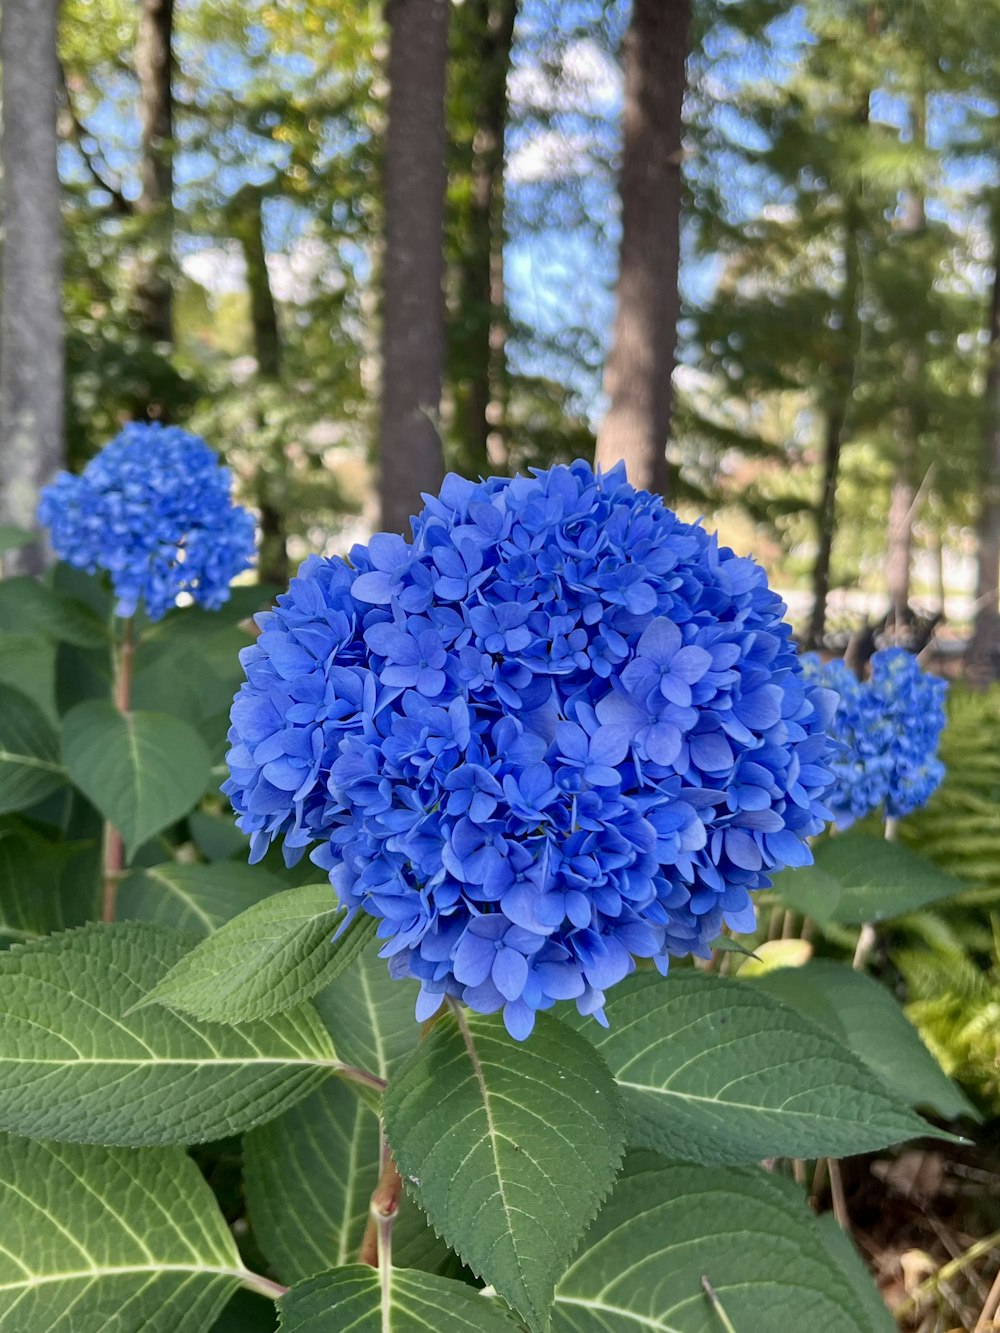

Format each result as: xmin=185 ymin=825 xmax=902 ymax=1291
xmin=802 ymin=648 xmax=946 ymax=828
xmin=39 ymin=422 xmax=256 ymax=621
xmin=225 ymin=461 xmax=836 ymax=1039
xmin=870 ymin=648 xmax=948 ymax=817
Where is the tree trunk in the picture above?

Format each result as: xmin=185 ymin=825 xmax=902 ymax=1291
xmin=595 ymin=0 xmax=690 ymax=496
xmin=808 ymin=400 xmax=847 ymax=651
xmin=886 ymin=424 xmax=917 ymax=633
xmin=968 ymin=235 xmax=1000 ymax=684
xmin=379 ymin=0 xmax=450 ymax=535
xmin=233 ymin=189 xmax=288 ymax=587
xmin=450 ymin=0 xmax=517 ymax=479
xmin=885 ymin=98 xmax=926 ymax=634
xmin=0 ymin=0 xmax=65 ymax=574
xmin=134 ymin=0 xmax=175 ymax=345
xmin=807 ymin=204 xmax=863 ymax=650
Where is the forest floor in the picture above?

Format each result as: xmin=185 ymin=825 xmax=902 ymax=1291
xmin=836 ymin=1129 xmax=1000 ymax=1331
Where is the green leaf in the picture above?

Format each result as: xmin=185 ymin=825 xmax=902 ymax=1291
xmin=0 ymin=1132 xmax=247 ymax=1333
xmin=706 ymin=934 xmax=760 ymax=958
xmin=0 ymin=819 xmax=81 ymax=942
xmin=0 ymin=633 xmax=58 ymax=724
xmin=0 ymin=525 xmax=34 ymax=555
xmin=0 ymin=684 xmax=65 ymax=814
xmin=577 ymin=972 xmax=935 ymax=1165
xmin=131 ymin=624 xmax=254 ymax=727
xmin=749 ymin=960 xmax=978 ymax=1121
xmin=118 ymin=860 xmax=281 ymax=938
xmin=551 ymin=1152 xmax=893 ymax=1332
xmin=210 ymin=1290 xmax=279 ymax=1333
xmin=61 ymin=701 xmax=211 ymax=857
xmin=771 ymin=863 xmax=842 ymax=924
xmin=314 ymin=943 xmax=420 ymax=1082
xmin=814 ymin=832 xmax=966 ymax=924
xmin=0 ymin=577 xmax=107 ymax=647
xmin=143 ymin=886 xmax=377 ymax=1023
xmin=189 ymin=809 xmax=251 ymax=861
xmin=815 ymin=1213 xmax=899 ymax=1333
xmin=0 ymin=921 xmax=338 ymax=1145
xmin=278 ymin=1266 xmax=518 ymax=1332
xmin=384 ymin=1008 xmax=625 ymax=1332
xmin=245 ymin=1078 xmax=449 ymax=1284
xmin=246 ymin=1079 xmax=379 ymax=1281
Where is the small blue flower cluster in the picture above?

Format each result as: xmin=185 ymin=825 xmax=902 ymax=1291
xmin=225 ymin=461 xmax=836 ymax=1038
xmin=39 ymin=422 xmax=256 ymax=621
xmin=801 ymin=647 xmax=947 ymax=828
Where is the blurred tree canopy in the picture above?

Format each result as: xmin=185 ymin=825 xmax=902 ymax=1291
xmin=2 ymin=0 xmax=1000 ymax=647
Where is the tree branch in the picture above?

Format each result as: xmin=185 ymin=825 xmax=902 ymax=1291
xmin=57 ymin=62 xmax=133 ymax=215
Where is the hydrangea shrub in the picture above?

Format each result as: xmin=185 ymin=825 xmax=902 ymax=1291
xmin=40 ymin=421 xmax=256 ymax=620
xmin=0 ymin=453 xmax=972 ymax=1333
xmin=803 ymin=647 xmax=947 ymax=829
xmin=224 ymin=460 xmax=836 ymax=1037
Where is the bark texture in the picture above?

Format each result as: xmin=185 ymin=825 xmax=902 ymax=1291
xmin=233 ymin=188 xmax=288 ymax=587
xmin=807 ymin=202 xmax=862 ymax=651
xmin=968 ymin=242 xmax=1000 ymax=684
xmin=0 ymin=0 xmax=66 ymax=573
xmin=885 ymin=100 xmax=926 ymax=633
xmin=379 ymin=0 xmax=450 ymax=535
xmin=450 ymin=0 xmax=517 ymax=478
xmin=595 ymin=0 xmax=690 ymax=496
xmin=134 ymin=0 xmax=175 ymax=344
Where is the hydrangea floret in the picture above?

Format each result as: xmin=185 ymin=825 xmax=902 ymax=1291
xmin=39 ymin=422 xmax=256 ymax=621
xmin=801 ymin=647 xmax=947 ymax=828
xmin=224 ymin=461 xmax=836 ymax=1038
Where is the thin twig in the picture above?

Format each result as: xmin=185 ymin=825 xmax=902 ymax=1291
xmin=897 ymin=1229 xmax=1000 ymax=1321
xmin=827 ymin=1157 xmax=851 ymax=1232
xmin=810 ymin=1155 xmax=829 ymax=1209
xmin=974 ymin=1265 xmax=1000 ymax=1332
xmin=701 ymin=1275 xmax=738 ymax=1333
xmin=57 ymin=62 xmax=132 ymax=214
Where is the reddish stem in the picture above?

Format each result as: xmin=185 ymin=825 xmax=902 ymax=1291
xmin=101 ymin=617 xmax=134 ymax=923
xmin=359 ymin=1133 xmax=404 ymax=1269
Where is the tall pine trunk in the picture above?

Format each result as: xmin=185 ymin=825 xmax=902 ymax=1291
xmin=134 ymin=0 xmax=175 ymax=345
xmin=968 ymin=230 xmax=1000 ymax=684
xmin=450 ymin=0 xmax=517 ymax=479
xmin=885 ymin=98 xmax=926 ymax=634
xmin=595 ymin=0 xmax=690 ymax=495
xmin=0 ymin=0 xmax=65 ymax=573
xmin=885 ymin=354 xmax=919 ymax=633
xmin=233 ymin=189 xmax=288 ymax=587
xmin=379 ymin=0 xmax=449 ymax=535
xmin=807 ymin=202 xmax=862 ymax=650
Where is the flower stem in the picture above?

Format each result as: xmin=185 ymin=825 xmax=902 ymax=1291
xmin=238 ymin=1269 xmax=289 ymax=1301
xmin=359 ymin=1127 xmax=403 ymax=1282
xmin=851 ymin=814 xmax=898 ymax=971
xmin=101 ymin=616 xmax=134 ymax=924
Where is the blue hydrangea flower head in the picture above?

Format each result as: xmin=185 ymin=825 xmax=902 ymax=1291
xmin=801 ymin=648 xmax=946 ymax=827
xmin=225 ymin=460 xmax=836 ymax=1038
xmin=869 ymin=647 xmax=947 ymax=817
xmin=39 ymin=422 xmax=256 ymax=621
